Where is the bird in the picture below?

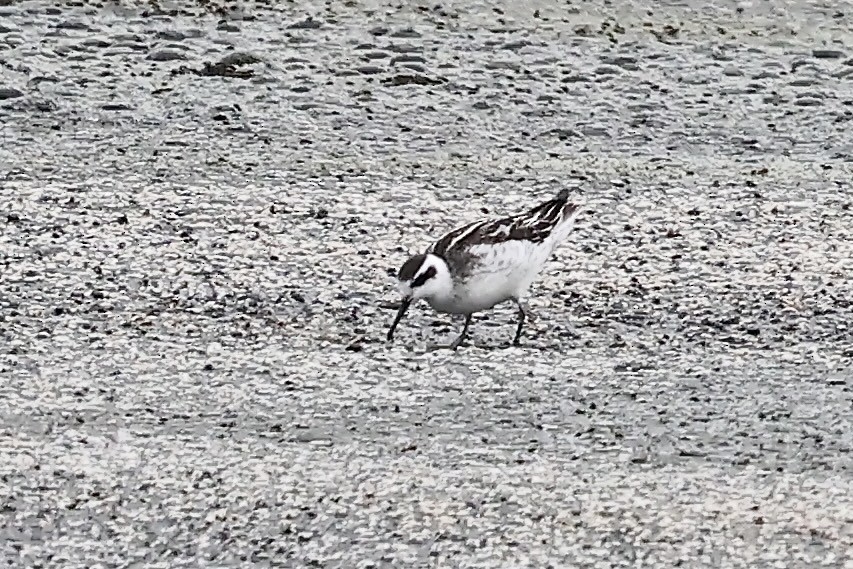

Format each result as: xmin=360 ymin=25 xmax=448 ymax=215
xmin=387 ymin=189 xmax=581 ymax=349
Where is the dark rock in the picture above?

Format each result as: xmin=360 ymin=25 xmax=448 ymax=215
xmin=362 ymin=51 xmax=390 ymax=60
xmin=399 ymin=63 xmax=427 ymax=73
xmin=502 ymin=40 xmax=530 ymax=51
xmin=156 ymin=30 xmax=186 ymax=41
xmin=217 ymin=21 xmax=240 ymax=32
xmin=595 ymin=65 xmax=622 ymax=75
xmin=356 ymin=65 xmax=384 ymax=75
xmin=390 ymin=55 xmax=426 ymax=65
xmin=183 ymin=52 xmax=263 ymax=79
xmin=600 ymin=55 xmax=639 ymax=70
xmin=789 ymin=78 xmax=819 ymax=87
xmin=382 ymin=74 xmax=444 ymax=86
xmin=55 ymin=21 xmax=91 ymax=31
xmin=391 ymin=28 xmax=420 ymax=38
xmin=81 ymin=38 xmax=110 ymax=48
xmin=485 ymin=61 xmax=520 ymax=72
xmin=793 ymin=97 xmax=823 ymax=106
xmin=388 ymin=44 xmax=421 ymax=54
xmin=0 ymin=87 xmax=23 ymax=100
xmin=218 ymin=52 xmax=262 ymax=67
xmin=812 ymin=49 xmax=845 ymax=59
xmin=146 ymin=49 xmax=187 ymax=62
xmin=289 ymin=17 xmax=322 ymax=29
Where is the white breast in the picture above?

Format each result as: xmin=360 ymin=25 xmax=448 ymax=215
xmin=428 ymin=240 xmax=554 ymax=314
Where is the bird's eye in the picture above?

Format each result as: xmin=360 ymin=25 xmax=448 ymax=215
xmin=411 ymin=266 xmax=437 ymax=288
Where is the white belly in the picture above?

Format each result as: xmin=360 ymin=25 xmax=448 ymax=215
xmin=428 ymin=240 xmax=555 ymax=314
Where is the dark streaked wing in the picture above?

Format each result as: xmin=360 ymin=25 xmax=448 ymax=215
xmin=430 ymin=197 xmax=578 ymax=258
xmin=429 ymin=220 xmax=487 ymax=258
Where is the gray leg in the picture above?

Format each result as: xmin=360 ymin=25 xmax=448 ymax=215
xmin=450 ymin=314 xmax=473 ymax=350
xmin=512 ymin=299 xmax=533 ymax=345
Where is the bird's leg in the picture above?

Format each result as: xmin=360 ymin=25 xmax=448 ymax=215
xmin=512 ymin=298 xmax=534 ymax=346
xmin=449 ymin=314 xmax=473 ymax=350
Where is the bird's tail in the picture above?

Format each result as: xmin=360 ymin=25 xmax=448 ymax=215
xmin=551 ymin=190 xmax=582 ymax=243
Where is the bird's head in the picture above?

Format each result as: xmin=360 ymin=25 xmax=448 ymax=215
xmin=387 ymin=253 xmax=451 ymax=342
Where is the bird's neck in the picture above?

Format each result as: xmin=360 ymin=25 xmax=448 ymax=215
xmin=423 ymin=254 xmax=454 ymax=301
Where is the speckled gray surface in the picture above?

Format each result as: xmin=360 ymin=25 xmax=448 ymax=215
xmin=1 ymin=0 xmax=852 ymax=567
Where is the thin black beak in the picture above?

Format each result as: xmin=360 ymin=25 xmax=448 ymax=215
xmin=387 ymin=297 xmax=412 ymax=342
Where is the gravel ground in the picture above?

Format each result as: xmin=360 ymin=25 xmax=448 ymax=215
xmin=1 ymin=0 xmax=852 ymax=567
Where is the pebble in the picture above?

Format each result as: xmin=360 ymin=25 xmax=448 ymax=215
xmin=789 ymin=78 xmax=819 ymax=86
xmin=600 ymin=55 xmax=639 ymax=71
xmin=793 ymin=97 xmax=824 ymax=106
xmin=289 ymin=16 xmax=322 ymax=30
xmin=595 ymin=65 xmax=622 ymax=75
xmin=356 ymin=65 xmax=384 ymax=75
xmin=0 ymin=87 xmax=23 ymax=99
xmin=146 ymin=49 xmax=187 ymax=62
xmin=390 ymin=54 xmax=427 ymax=65
xmin=390 ymin=27 xmax=420 ymax=38
xmin=812 ymin=49 xmax=845 ymax=59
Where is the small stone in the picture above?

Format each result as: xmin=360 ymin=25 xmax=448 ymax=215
xmin=81 ymin=38 xmax=111 ymax=48
xmin=157 ymin=30 xmax=189 ymax=41
xmin=794 ymin=97 xmax=823 ymax=106
xmin=812 ymin=49 xmax=845 ymax=59
xmin=752 ymin=70 xmax=778 ymax=79
xmin=485 ymin=61 xmax=520 ymax=72
xmin=502 ymin=40 xmax=529 ymax=51
xmin=594 ymin=65 xmax=621 ymax=75
xmin=218 ymin=52 xmax=261 ymax=67
xmin=0 ymin=87 xmax=23 ymax=100
xmin=356 ymin=65 xmax=384 ymax=75
xmin=289 ymin=17 xmax=322 ymax=29
xmin=789 ymin=78 xmax=818 ymax=86
xmin=382 ymin=74 xmax=444 ymax=86
xmin=390 ymin=54 xmax=426 ymax=65
xmin=391 ymin=27 xmax=420 ymax=38
xmin=55 ymin=20 xmax=91 ymax=31
xmin=147 ymin=49 xmax=187 ymax=62
xmin=362 ymin=51 xmax=389 ymax=60
xmin=217 ymin=21 xmax=240 ymax=32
